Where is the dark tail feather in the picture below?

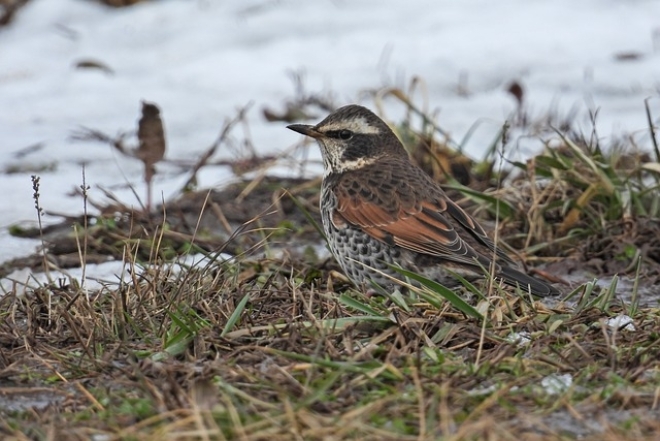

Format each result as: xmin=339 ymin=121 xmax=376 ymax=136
xmin=497 ymin=266 xmax=559 ymax=297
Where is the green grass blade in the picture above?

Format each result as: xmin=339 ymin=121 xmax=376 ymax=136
xmin=338 ymin=293 xmax=386 ymax=317
xmin=221 ymin=293 xmax=250 ymax=337
xmin=388 ymin=266 xmax=482 ymax=319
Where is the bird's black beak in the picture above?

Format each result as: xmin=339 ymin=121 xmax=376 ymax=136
xmin=287 ymin=124 xmax=322 ymax=139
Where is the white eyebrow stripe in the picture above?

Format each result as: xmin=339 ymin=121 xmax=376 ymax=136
xmin=321 ymin=116 xmax=381 ymax=135
xmin=337 ymin=156 xmax=378 ymax=172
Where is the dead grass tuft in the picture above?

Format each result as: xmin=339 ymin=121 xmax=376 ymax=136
xmin=3 ymin=81 xmax=660 ymax=439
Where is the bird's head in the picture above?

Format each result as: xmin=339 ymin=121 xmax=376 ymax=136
xmin=287 ymin=105 xmax=406 ymax=175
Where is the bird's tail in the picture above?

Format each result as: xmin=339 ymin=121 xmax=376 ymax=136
xmin=497 ymin=266 xmax=559 ymax=297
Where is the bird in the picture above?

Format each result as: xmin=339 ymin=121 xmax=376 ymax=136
xmin=287 ymin=104 xmax=558 ymax=297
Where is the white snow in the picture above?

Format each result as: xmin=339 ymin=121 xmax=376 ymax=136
xmin=606 ymin=314 xmax=636 ymax=331
xmin=506 ymin=331 xmax=532 ymax=347
xmin=540 ymin=373 xmax=573 ymax=395
xmin=0 ymin=250 xmax=233 ymax=295
xmin=2 ymin=0 xmax=660 ymax=276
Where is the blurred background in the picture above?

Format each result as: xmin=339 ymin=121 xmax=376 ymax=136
xmin=1 ymin=0 xmax=660 ymax=261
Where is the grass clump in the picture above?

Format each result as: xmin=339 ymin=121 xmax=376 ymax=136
xmin=2 ymin=244 xmax=660 ymax=439
xmin=2 ymin=82 xmax=660 ymax=440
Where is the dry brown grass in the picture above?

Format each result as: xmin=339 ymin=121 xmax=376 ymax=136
xmin=2 ymin=240 xmax=660 ymax=440
xmin=3 ymin=84 xmax=660 ymax=440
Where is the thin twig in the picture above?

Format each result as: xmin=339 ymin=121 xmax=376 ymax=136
xmin=644 ymin=97 xmax=660 ymax=163
xmin=181 ymin=103 xmax=253 ymax=191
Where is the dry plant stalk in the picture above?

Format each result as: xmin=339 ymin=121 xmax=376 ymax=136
xmin=70 ymin=100 xmax=166 ymax=212
xmin=137 ymin=101 xmax=166 ymax=211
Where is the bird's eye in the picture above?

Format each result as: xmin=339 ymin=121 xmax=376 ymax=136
xmin=339 ymin=130 xmax=353 ymax=140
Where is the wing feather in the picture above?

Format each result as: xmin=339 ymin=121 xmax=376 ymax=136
xmin=327 ymin=160 xmax=557 ymax=296
xmin=333 ymin=169 xmax=489 ymax=268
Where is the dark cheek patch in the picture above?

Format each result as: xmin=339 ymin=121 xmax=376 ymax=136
xmin=340 ymin=135 xmax=372 ymax=161
xmin=341 ymin=148 xmax=364 ymax=161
